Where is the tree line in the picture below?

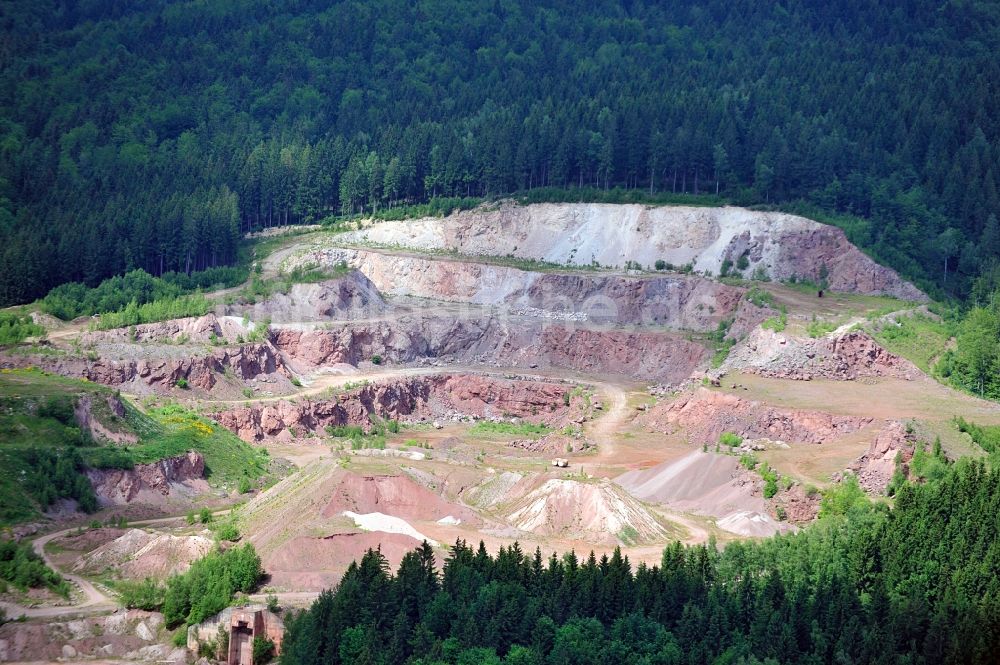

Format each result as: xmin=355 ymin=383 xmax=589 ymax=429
xmin=279 ymin=460 xmax=1000 ymax=664
xmin=1 ymin=0 xmax=999 ymax=304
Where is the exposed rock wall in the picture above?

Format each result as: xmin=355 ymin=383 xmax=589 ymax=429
xmin=214 ymin=374 xmax=575 ymax=442
xmin=80 ymin=314 xmax=251 ymax=345
xmin=339 ymin=203 xmax=925 ymax=300
xmin=287 ymin=247 xmax=758 ymax=331
xmin=1 ymin=342 xmax=287 ymax=392
xmin=87 ymin=451 xmax=207 ymax=505
xmin=272 ymin=315 xmax=707 ymax=383
xmin=847 ymin=421 xmax=915 ymax=495
xmin=0 ymin=610 xmax=176 ymax=663
xmin=74 ymin=393 xmax=138 ymax=444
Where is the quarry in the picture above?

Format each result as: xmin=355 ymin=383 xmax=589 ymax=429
xmin=2 ymin=202 xmax=998 ymax=662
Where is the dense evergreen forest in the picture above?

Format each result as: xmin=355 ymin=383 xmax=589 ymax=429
xmin=280 ymin=461 xmax=1000 ymax=665
xmin=2 ymin=0 xmax=1000 ymax=304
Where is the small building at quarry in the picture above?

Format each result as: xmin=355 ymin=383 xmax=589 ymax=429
xmin=188 ymin=604 xmax=284 ymax=665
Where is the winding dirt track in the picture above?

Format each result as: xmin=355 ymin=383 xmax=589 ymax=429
xmin=0 ymin=528 xmax=116 ymax=619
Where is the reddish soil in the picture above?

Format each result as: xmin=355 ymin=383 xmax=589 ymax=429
xmin=320 ymin=473 xmax=480 ymax=524
xmin=266 ymin=532 xmax=420 ymax=590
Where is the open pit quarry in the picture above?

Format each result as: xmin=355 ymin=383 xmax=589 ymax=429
xmin=6 ymin=201 xmax=1000 ymax=661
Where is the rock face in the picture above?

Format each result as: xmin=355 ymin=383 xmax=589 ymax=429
xmin=339 ymin=202 xmax=925 ymax=300
xmin=641 ymin=388 xmax=875 ymax=445
xmin=215 ymin=374 xmax=575 ymax=441
xmin=87 ymin=451 xmax=208 ymax=505
xmin=0 ymin=609 xmax=164 ymax=663
xmin=771 ymin=485 xmax=821 ymax=524
xmin=74 ymin=393 xmax=138 ymax=444
xmin=724 ymin=328 xmax=922 ymax=381
xmin=847 ymin=421 xmax=915 ymax=495
xmin=272 ymin=315 xmax=706 ymax=383
xmin=286 ymin=247 xmax=758 ymax=331
xmin=1 ymin=342 xmax=287 ymax=392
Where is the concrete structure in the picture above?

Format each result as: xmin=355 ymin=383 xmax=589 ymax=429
xmin=188 ymin=604 xmax=284 ymax=664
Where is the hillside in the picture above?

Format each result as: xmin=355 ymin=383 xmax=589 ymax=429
xmin=2 ymin=1 xmax=1000 ymax=304
xmin=0 ymin=368 xmax=273 ymax=525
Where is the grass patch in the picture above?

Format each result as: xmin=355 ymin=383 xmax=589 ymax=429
xmin=745 ymin=284 xmax=776 ymax=309
xmin=83 ymin=403 xmax=271 ymax=490
xmin=870 ymin=313 xmax=951 ymax=375
xmin=761 ymin=306 xmax=788 ymax=332
xmin=0 ymin=369 xmax=272 ymax=525
xmin=468 ymin=420 xmax=552 ymax=438
xmin=805 ymin=316 xmax=838 ymax=338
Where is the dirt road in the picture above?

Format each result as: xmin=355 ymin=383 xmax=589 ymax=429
xmin=0 ymin=528 xmax=116 ymax=619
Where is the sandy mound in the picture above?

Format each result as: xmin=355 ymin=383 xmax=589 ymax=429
xmin=617 ymin=451 xmax=748 ymax=506
xmin=716 ymin=511 xmax=788 ymax=538
xmin=616 ymin=451 xmax=794 ymax=538
xmin=724 ymin=328 xmax=922 ymax=381
xmin=320 ymin=472 xmax=480 ymax=525
xmin=72 ymin=529 xmax=213 ymax=579
xmin=463 ymin=471 xmax=525 ymax=508
xmin=640 ymin=388 xmax=874 ymax=445
xmin=81 ymin=313 xmax=253 ymax=345
xmin=226 ymin=270 xmax=388 ymax=323
xmin=340 ymin=202 xmax=924 ymax=300
xmin=505 ymin=478 xmax=668 ymax=545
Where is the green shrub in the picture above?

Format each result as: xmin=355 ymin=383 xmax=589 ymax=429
xmin=117 ymin=578 xmax=166 ymax=610
xmin=215 ymin=522 xmax=240 ymax=542
xmin=42 ymin=268 xmax=242 ymax=322
xmin=761 ymin=306 xmax=788 ymax=332
xmin=0 ymin=539 xmax=69 ymax=596
xmin=818 ymin=475 xmax=870 ymax=518
xmin=745 ymin=284 xmax=775 ymax=308
xmin=163 ymin=544 xmax=263 ymax=628
xmin=290 ymin=376 xmax=302 ymax=387
xmin=806 ymin=315 xmax=838 ymax=338
xmin=719 ymin=432 xmax=742 ymax=447
xmin=371 ymin=354 xmax=382 ymax=365
xmin=175 ymin=378 xmax=189 ymax=389
xmin=199 ymin=507 xmax=213 ymax=524
xmin=253 ymin=636 xmax=276 ymax=665
xmin=0 ymin=313 xmax=45 ymax=346
xmin=238 ymin=477 xmax=253 ymax=494
xmin=469 ymin=420 xmax=552 ymax=437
